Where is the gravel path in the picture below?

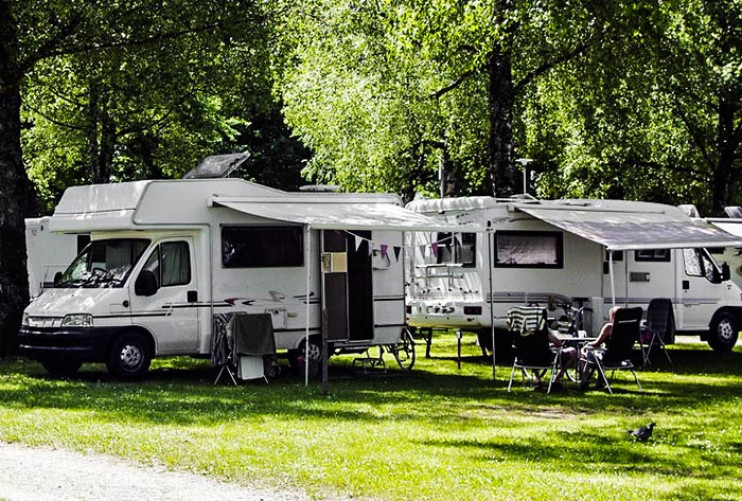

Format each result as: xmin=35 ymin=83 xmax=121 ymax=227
xmin=0 ymin=442 xmax=317 ymax=501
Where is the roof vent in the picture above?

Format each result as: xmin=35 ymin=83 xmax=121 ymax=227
xmin=183 ymin=152 xmax=250 ymax=179
xmin=724 ymin=206 xmax=742 ymax=218
xmin=678 ymin=204 xmax=700 ymax=218
xmin=298 ymin=185 xmax=340 ymax=193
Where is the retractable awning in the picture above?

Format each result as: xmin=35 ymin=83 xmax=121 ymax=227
xmin=212 ymin=198 xmax=466 ymax=232
xmin=517 ymin=204 xmax=742 ymax=251
xmin=708 ymin=220 xmax=742 ymax=240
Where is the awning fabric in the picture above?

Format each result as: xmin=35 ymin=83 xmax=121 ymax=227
xmin=213 ymin=199 xmax=466 ymax=232
xmin=708 ymin=220 xmax=742 ymax=240
xmin=517 ymin=205 xmax=742 ymax=251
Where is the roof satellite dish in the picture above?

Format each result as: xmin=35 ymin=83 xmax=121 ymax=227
xmin=183 ymin=152 xmax=250 ymax=179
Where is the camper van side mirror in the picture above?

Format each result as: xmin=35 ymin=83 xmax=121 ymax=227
xmin=53 ymin=271 xmax=63 ymax=287
xmin=135 ymin=270 xmax=159 ymax=296
xmin=722 ymin=262 xmax=731 ymax=282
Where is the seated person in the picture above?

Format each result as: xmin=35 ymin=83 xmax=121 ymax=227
xmin=579 ymin=306 xmax=621 ymax=389
xmin=510 ymin=308 xmax=577 ymax=391
xmin=546 ymin=331 xmax=577 ymax=391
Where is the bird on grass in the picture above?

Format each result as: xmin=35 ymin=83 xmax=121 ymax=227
xmin=628 ymin=422 xmax=655 ymax=442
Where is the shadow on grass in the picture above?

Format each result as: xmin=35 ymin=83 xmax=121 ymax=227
xmin=418 ymin=432 xmax=721 ymax=482
xmin=0 ymin=344 xmax=741 ymax=429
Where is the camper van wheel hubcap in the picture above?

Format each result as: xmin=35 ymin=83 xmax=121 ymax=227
xmin=718 ymin=320 xmax=735 ymax=341
xmin=120 ymin=344 xmax=143 ymax=369
xmin=304 ymin=342 xmax=321 ymax=361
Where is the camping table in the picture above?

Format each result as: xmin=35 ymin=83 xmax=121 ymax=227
xmin=556 ymin=335 xmax=598 ymax=382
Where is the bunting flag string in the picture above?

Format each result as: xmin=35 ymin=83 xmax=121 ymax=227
xmin=341 ymin=230 xmax=461 ymax=263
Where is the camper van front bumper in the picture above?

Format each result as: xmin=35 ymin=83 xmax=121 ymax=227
xmin=18 ymin=326 xmax=119 ymax=363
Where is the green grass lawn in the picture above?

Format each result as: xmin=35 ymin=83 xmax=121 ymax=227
xmin=1 ymin=334 xmax=741 ymax=500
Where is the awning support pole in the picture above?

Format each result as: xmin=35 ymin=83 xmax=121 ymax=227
xmin=609 ymin=249 xmax=616 ymax=307
xmin=488 ymin=227 xmax=496 ymax=380
xmin=305 ymin=225 xmax=312 ymax=387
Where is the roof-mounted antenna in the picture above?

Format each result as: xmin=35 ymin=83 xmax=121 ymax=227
xmin=515 ymin=158 xmax=534 ymax=195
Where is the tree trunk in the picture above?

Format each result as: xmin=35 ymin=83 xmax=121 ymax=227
xmin=711 ymin=92 xmax=740 ymax=216
xmin=0 ymin=1 xmax=37 ymax=356
xmin=89 ymin=86 xmax=117 ymax=184
xmin=97 ymin=110 xmax=116 ymax=183
xmin=87 ymin=85 xmax=100 ymax=183
xmin=487 ymin=0 xmax=518 ymax=198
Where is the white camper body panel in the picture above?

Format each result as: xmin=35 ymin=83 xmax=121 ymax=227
xmin=22 ymin=179 xmax=421 ymax=370
xmin=406 ymin=197 xmax=742 ymax=347
xmin=25 ymin=217 xmax=88 ymax=299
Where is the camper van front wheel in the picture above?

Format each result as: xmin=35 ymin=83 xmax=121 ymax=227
xmin=709 ymin=313 xmax=739 ymax=353
xmin=107 ymin=332 xmax=152 ymax=379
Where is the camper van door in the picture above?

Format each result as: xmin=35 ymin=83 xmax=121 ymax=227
xmin=678 ymin=248 xmax=727 ymax=330
xmin=128 ymin=237 xmax=200 ymax=353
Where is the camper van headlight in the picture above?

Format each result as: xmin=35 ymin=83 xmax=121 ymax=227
xmin=22 ymin=313 xmax=29 ymax=326
xmin=61 ymin=314 xmax=94 ymax=327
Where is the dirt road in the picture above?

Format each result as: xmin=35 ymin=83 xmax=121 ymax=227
xmin=0 ymin=442 xmax=317 ymax=501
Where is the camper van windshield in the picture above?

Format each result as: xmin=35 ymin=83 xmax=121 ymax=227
xmin=56 ymin=239 xmax=150 ymax=288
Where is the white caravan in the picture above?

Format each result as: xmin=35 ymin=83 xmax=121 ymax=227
xmin=19 ymin=178 xmax=455 ymax=378
xmin=25 ymin=217 xmax=89 ymax=299
xmin=696 ymin=207 xmax=742 ymax=291
xmin=405 ymin=197 xmax=742 ymax=352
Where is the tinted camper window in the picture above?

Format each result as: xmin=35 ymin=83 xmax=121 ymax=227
xmin=436 ymin=232 xmax=476 ymax=268
xmin=635 ymin=249 xmax=671 ymax=262
xmin=222 ymin=226 xmax=304 ymax=268
xmin=494 ymin=231 xmax=563 ymax=268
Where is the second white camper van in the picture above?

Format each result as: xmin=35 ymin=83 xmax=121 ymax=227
xmin=19 ymin=178 xmax=456 ymax=378
xmin=405 ymin=197 xmax=742 ymax=352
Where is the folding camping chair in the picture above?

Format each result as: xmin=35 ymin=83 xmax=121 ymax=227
xmin=584 ymin=306 xmax=643 ymax=394
xmin=507 ymin=306 xmax=561 ymax=394
xmin=641 ymin=298 xmax=674 ymax=369
xmin=213 ymin=312 xmax=276 ymax=385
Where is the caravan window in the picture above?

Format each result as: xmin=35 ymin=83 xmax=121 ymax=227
xmin=635 ymin=249 xmax=671 ymax=262
xmin=436 ymin=232 xmax=476 ymax=268
xmin=494 ymin=231 xmax=563 ymax=268
xmin=142 ymin=241 xmax=192 ymax=287
xmin=605 ymin=250 xmax=624 ymax=262
xmin=222 ymin=226 xmax=304 ymax=268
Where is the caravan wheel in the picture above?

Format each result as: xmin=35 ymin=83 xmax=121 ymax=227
xmin=289 ymin=339 xmax=322 ymax=378
xmin=389 ymin=328 xmax=416 ymax=370
xmin=708 ymin=313 xmax=739 ymax=353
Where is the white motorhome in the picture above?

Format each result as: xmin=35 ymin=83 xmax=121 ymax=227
xmin=25 ymin=217 xmax=89 ymax=299
xmin=698 ymin=207 xmax=742 ymax=291
xmin=405 ymin=197 xmax=742 ymax=353
xmin=19 ymin=178 xmax=455 ymax=378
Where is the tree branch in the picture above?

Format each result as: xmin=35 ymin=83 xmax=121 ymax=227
xmin=621 ymin=159 xmax=708 ymax=183
xmin=19 ymin=12 xmax=87 ymax=73
xmin=513 ymin=41 xmax=589 ymax=96
xmin=429 ymin=68 xmax=480 ymax=100
xmin=23 ymin=104 xmax=88 ymax=132
xmin=673 ymin=96 xmax=715 ymax=170
xmin=23 ymin=10 xmax=268 ymax=69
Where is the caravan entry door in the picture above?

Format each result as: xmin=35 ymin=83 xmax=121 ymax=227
xmin=322 ymin=230 xmax=374 ymax=342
